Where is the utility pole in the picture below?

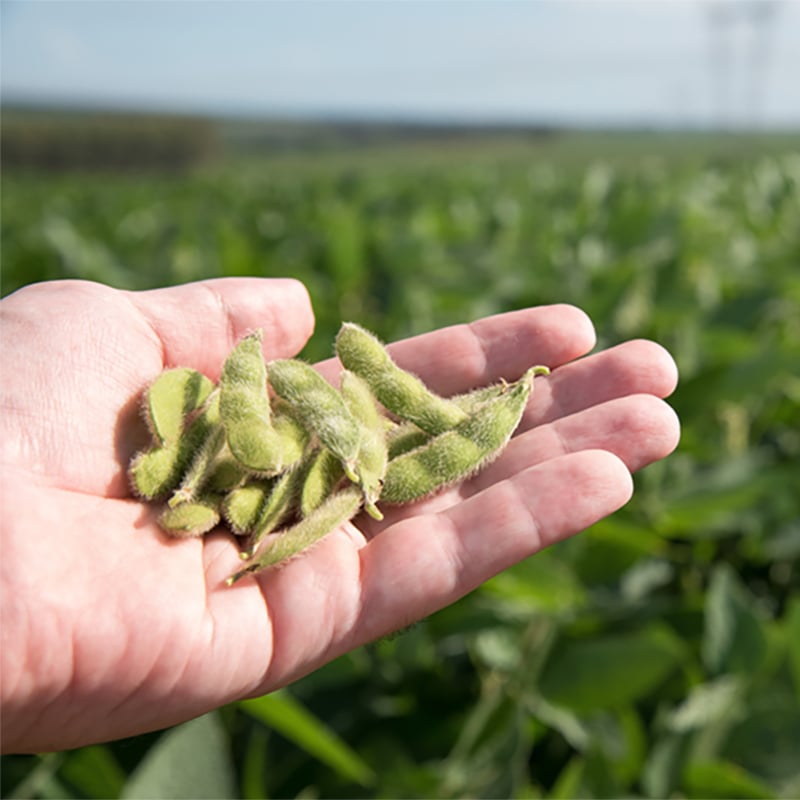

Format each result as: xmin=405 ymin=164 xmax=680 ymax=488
xmin=743 ymin=1 xmax=780 ymax=129
xmin=703 ymin=0 xmax=781 ymax=130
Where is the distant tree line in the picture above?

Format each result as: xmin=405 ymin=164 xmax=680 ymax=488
xmin=1 ymin=109 xmax=218 ymax=172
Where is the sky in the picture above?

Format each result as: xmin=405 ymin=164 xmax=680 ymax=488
xmin=2 ymin=0 xmax=799 ymax=129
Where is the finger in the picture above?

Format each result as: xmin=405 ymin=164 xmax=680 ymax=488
xmin=127 ymin=278 xmax=315 ymax=378
xmin=316 ymin=304 xmax=596 ymax=392
xmin=522 ymin=339 xmax=679 ymax=430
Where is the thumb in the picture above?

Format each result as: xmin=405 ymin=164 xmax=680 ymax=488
xmin=127 ymin=278 xmax=315 ymax=378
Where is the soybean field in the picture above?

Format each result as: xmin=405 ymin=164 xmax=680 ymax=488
xmin=2 ymin=130 xmax=799 ymax=799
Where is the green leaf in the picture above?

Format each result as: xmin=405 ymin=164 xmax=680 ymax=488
xmin=538 ymin=626 xmax=683 ymax=712
xmin=786 ymin=597 xmax=800 ymax=700
xmin=481 ymin=551 xmax=586 ymax=613
xmin=120 ymin=713 xmax=236 ymax=799
xmin=525 ymin=694 xmax=591 ymax=752
xmin=59 ymin=745 xmax=126 ymax=799
xmin=684 ymin=759 xmax=777 ymax=799
xmin=548 ymin=756 xmax=585 ymax=799
xmin=240 ymin=725 xmax=269 ymax=800
xmin=620 ymin=558 xmax=674 ymax=602
xmin=703 ymin=563 xmax=768 ymax=676
xmin=5 ymin=753 xmax=67 ymax=800
xmin=641 ymin=733 xmax=689 ymax=800
xmin=720 ymin=690 xmax=800 ymax=786
xmin=664 ymin=675 xmax=745 ymax=734
xmin=441 ymin=688 xmax=531 ymax=800
xmin=238 ymin=690 xmax=375 ymax=788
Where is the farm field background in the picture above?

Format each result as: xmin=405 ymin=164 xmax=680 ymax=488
xmin=2 ymin=120 xmax=799 ymax=799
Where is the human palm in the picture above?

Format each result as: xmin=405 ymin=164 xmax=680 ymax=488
xmin=0 ymin=279 xmax=679 ymax=753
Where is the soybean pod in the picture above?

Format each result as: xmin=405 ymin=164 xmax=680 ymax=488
xmin=335 ymin=322 xmax=468 ymax=435
xmin=267 ymin=358 xmax=362 ymax=480
xmin=341 ymin=370 xmax=388 ymax=519
xmin=159 ymin=496 xmax=221 ymax=538
xmin=380 ymin=366 xmax=547 ymax=504
xmin=219 ymin=330 xmax=284 ymax=474
xmin=228 ymin=486 xmax=363 ymax=583
xmin=271 ymin=400 xmax=313 ymax=468
xmin=169 ymin=392 xmax=226 ymax=506
xmin=144 ymin=367 xmax=215 ymax=445
xmin=243 ymin=463 xmax=310 ymax=557
xmin=222 ymin=478 xmax=275 ymax=536
xmin=130 ymin=389 xmax=222 ymax=501
xmin=299 ymin=446 xmax=344 ymax=518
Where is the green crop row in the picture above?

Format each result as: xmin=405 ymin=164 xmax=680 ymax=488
xmin=2 ymin=139 xmax=799 ymax=799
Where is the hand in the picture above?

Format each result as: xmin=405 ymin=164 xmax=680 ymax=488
xmin=0 ymin=279 xmax=679 ymax=753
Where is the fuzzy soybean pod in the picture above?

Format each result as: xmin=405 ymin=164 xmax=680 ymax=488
xmin=267 ymin=358 xmax=362 ymax=481
xmin=271 ymin=400 xmax=313 ymax=468
xmin=222 ymin=478 xmax=275 ymax=536
xmin=168 ymin=392 xmax=226 ymax=507
xmin=243 ymin=464 xmax=309 ymax=557
xmin=129 ymin=389 xmax=223 ymax=501
xmin=386 ymin=421 xmax=431 ymax=460
xmin=335 ymin=322 xmax=467 ymax=435
xmin=203 ymin=448 xmax=251 ymax=493
xmin=384 ymin=384 xmax=510 ymax=460
xmin=336 ymin=381 xmax=510 ymax=465
xmin=451 ymin=382 xmax=509 ymax=414
xmin=159 ymin=496 xmax=221 ymax=538
xmin=228 ymin=485 xmax=363 ymax=584
xmin=299 ymin=446 xmax=344 ymax=518
xmin=380 ymin=366 xmax=548 ymax=504
xmin=129 ymin=369 xmax=217 ymax=500
xmin=144 ymin=367 xmax=215 ymax=446
xmin=220 ymin=330 xmax=284 ymax=474
xmin=340 ymin=370 xmax=388 ymax=520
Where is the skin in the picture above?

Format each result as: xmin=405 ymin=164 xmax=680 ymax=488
xmin=0 ymin=278 xmax=680 ymax=754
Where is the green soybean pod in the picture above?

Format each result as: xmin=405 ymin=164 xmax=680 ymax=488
xmin=220 ymin=330 xmax=284 ymax=474
xmin=335 ymin=322 xmax=467 ymax=435
xmin=130 ymin=371 xmax=218 ymax=500
xmin=450 ymin=382 xmax=508 ymax=414
xmin=228 ymin=485 xmax=363 ymax=584
xmin=129 ymin=389 xmax=224 ymax=500
xmin=267 ymin=358 xmax=361 ymax=480
xmin=340 ymin=370 xmax=388 ymax=520
xmin=382 ymin=375 xmax=517 ymax=458
xmin=243 ymin=465 xmax=307 ymax=557
xmin=129 ymin=442 xmax=187 ymax=500
xmin=380 ymin=366 xmax=544 ymax=504
xmin=144 ymin=367 xmax=215 ymax=445
xmin=299 ymin=446 xmax=344 ymax=518
xmin=203 ymin=448 xmax=250 ymax=493
xmin=222 ymin=479 xmax=274 ymax=535
xmin=386 ymin=421 xmax=431 ymax=460
xmin=169 ymin=392 xmax=226 ymax=506
xmin=271 ymin=399 xmax=312 ymax=469
xmin=159 ymin=497 xmax=220 ymax=538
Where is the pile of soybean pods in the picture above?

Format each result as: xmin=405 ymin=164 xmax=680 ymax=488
xmin=128 ymin=322 xmax=549 ymax=584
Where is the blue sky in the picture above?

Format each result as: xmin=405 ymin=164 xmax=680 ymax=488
xmin=2 ymin=0 xmax=798 ymax=128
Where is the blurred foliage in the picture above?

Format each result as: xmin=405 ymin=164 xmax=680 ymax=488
xmin=2 ymin=130 xmax=799 ymax=799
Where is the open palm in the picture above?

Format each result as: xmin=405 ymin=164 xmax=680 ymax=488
xmin=0 ymin=278 xmax=679 ymax=753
